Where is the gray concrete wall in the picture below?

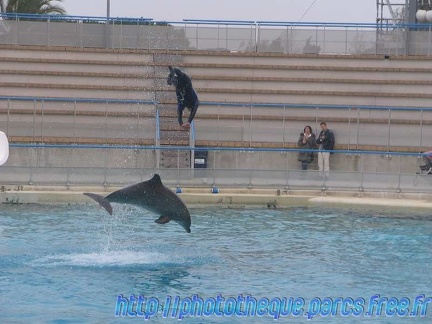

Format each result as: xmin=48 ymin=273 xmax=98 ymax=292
xmin=0 ymin=45 xmax=431 ymax=189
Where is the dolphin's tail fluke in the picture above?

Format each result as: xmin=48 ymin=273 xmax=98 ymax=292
xmin=83 ymin=193 xmax=113 ymax=215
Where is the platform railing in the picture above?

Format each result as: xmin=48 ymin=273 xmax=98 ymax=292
xmin=0 ymin=96 xmax=159 ymax=145
xmin=1 ymin=13 xmax=432 ymax=55
xmin=195 ymin=102 xmax=432 ymax=152
xmin=1 ymin=143 xmax=431 ymax=194
xmin=2 ymin=97 xmax=432 ymax=153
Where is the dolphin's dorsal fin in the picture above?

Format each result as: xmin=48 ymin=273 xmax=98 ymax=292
xmin=155 ymin=215 xmax=171 ymax=224
xmin=148 ymin=174 xmax=163 ymax=186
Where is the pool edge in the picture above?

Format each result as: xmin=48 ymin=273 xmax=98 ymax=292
xmin=1 ymin=187 xmax=432 ymax=211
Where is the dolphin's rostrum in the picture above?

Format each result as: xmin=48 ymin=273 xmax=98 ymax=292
xmin=83 ymin=174 xmax=191 ymax=233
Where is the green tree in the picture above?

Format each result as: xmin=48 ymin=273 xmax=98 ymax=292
xmin=1 ymin=0 xmax=65 ymax=14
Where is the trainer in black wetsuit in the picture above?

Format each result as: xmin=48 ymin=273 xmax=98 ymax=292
xmin=167 ymin=66 xmax=200 ymax=129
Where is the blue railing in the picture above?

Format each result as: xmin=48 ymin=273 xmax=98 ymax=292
xmin=5 ymin=143 xmax=430 ymax=157
xmin=1 ymin=13 xmax=432 ymax=28
xmin=1 ymin=94 xmax=431 ymax=190
xmin=2 ymin=143 xmax=431 ymax=192
xmin=155 ymin=108 xmax=161 ymax=145
xmin=2 ymin=96 xmax=432 ymax=151
xmin=0 ymin=96 xmax=157 ymax=105
xmin=2 ymin=95 xmax=432 ymax=111
xmin=0 ymin=13 xmax=154 ymax=22
xmin=0 ymin=96 xmax=160 ymax=144
xmin=2 ymin=13 xmax=432 ymax=55
xmin=200 ymin=101 xmax=432 ymax=111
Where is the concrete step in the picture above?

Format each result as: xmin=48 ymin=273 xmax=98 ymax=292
xmin=160 ymin=149 xmax=191 ymax=168
xmin=0 ymin=47 xmax=155 ymax=63
xmin=160 ymin=131 xmax=189 ymax=142
xmin=0 ymin=86 xmax=154 ymax=100
xmin=0 ymin=73 xmax=153 ymax=87
xmin=192 ymin=79 xmax=432 ymax=94
xmin=181 ymin=53 xmax=432 ymax=69
xmin=186 ymin=67 xmax=432 ymax=81
xmin=0 ymin=61 xmax=154 ymax=74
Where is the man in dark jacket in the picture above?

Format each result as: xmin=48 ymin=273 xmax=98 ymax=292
xmin=167 ymin=66 xmax=200 ymax=129
xmin=316 ymin=121 xmax=335 ymax=177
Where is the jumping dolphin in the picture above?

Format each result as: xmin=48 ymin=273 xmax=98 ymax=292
xmin=83 ymin=174 xmax=191 ymax=233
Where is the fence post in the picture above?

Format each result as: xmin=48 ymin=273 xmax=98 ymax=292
xmin=285 ymin=149 xmax=289 ymax=191
xmin=29 ymin=147 xmax=33 ymax=185
xmin=419 ymin=109 xmax=423 ymax=152
xmin=41 ymin=100 xmax=44 ymax=143
xmin=359 ymin=154 xmax=364 ymax=192
xmin=105 ymin=18 xmax=112 ymax=49
xmin=323 ymin=25 xmax=326 ymax=53
xmin=15 ymin=16 xmax=19 ymax=45
xmin=66 ymin=148 xmax=71 ymax=187
xmin=103 ymin=146 xmax=108 ymax=187
xmin=429 ymin=26 xmax=431 ymax=56
xmin=217 ymin=22 xmax=220 ymax=49
xmin=249 ymin=104 xmax=253 ymax=148
xmin=212 ymin=149 xmax=219 ymax=191
xmin=105 ymin=101 xmax=108 ymax=145
xmin=155 ymin=107 xmax=160 ymax=169
xmin=356 ymin=107 xmax=360 ymax=149
xmin=345 ymin=27 xmax=348 ymax=54
xmin=33 ymin=100 xmax=36 ymax=144
xmin=217 ymin=105 xmax=220 ymax=146
xmin=73 ymin=101 xmax=77 ymax=144
xmin=103 ymin=101 xmax=109 ymax=187
xmin=248 ymin=148 xmax=253 ymax=189
xmin=195 ymin=23 xmax=199 ymax=50
xmin=46 ymin=18 xmax=50 ymax=46
xmin=347 ymin=106 xmax=352 ymax=150
xmin=282 ymin=105 xmax=286 ymax=148
xmin=255 ymin=22 xmax=260 ymax=52
xmin=136 ymin=102 xmax=140 ymax=143
xmin=387 ymin=108 xmax=391 ymax=152
xmin=6 ymin=99 xmax=10 ymax=135
xmin=176 ymin=148 xmax=181 ymax=188
xmin=183 ymin=22 xmax=187 ymax=50
xmin=79 ymin=19 xmax=83 ymax=48
xmin=397 ymin=154 xmax=402 ymax=193
xmin=136 ymin=20 xmax=140 ymax=49
xmin=190 ymin=122 xmax=195 ymax=178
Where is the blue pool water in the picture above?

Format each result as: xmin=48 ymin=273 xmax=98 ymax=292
xmin=0 ymin=203 xmax=431 ymax=323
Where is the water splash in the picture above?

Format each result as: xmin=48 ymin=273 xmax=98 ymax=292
xmin=34 ymin=250 xmax=175 ymax=267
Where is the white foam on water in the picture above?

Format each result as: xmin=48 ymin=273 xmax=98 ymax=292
xmin=35 ymin=250 xmax=176 ymax=267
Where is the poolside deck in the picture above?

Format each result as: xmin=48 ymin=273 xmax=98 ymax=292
xmin=2 ymin=185 xmax=432 ymax=212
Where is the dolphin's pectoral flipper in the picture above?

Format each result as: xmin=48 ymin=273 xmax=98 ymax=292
xmin=83 ymin=192 xmax=113 ymax=215
xmin=154 ymin=215 xmax=171 ymax=224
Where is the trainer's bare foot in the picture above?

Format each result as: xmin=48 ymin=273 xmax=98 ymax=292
xmin=181 ymin=123 xmax=190 ymax=129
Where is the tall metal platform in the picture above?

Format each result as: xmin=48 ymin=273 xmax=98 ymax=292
xmin=377 ymin=0 xmax=432 ymax=26
xmin=376 ymin=1 xmax=432 ymax=54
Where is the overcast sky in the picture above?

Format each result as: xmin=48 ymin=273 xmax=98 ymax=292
xmin=61 ymin=0 xmax=378 ymax=23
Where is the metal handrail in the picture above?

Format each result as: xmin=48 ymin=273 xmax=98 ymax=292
xmin=2 ymin=95 xmax=430 ymax=112
xmin=199 ymin=101 xmax=432 ymax=112
xmin=7 ymin=143 xmax=431 ymax=157
xmin=0 ymin=96 xmax=158 ymax=105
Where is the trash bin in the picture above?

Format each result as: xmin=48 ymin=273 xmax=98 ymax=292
xmin=194 ymin=150 xmax=208 ymax=168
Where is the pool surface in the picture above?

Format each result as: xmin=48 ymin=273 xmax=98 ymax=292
xmin=1 ymin=203 xmax=431 ymax=323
